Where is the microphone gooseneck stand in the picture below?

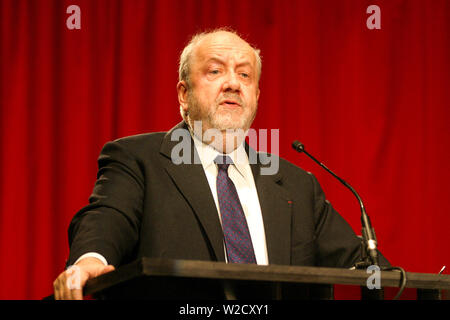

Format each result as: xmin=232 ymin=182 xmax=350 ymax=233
xmin=291 ymin=140 xmax=407 ymax=299
xmin=291 ymin=140 xmax=378 ymax=267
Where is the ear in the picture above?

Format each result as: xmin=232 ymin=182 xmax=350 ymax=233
xmin=177 ymin=81 xmax=189 ymax=114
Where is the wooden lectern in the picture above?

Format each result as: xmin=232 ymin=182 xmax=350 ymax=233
xmin=83 ymin=258 xmax=450 ymax=300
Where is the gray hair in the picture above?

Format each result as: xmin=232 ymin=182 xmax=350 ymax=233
xmin=178 ymin=28 xmax=262 ymax=87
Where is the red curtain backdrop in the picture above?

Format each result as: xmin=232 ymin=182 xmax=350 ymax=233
xmin=1 ymin=0 xmax=449 ymax=299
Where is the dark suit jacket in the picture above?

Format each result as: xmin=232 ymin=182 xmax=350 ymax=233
xmin=68 ymin=122 xmax=387 ymax=269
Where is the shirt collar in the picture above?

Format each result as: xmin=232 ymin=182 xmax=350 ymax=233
xmin=191 ymin=131 xmax=249 ymax=178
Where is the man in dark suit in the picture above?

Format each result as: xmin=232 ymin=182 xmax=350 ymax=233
xmin=53 ymin=29 xmax=387 ymax=300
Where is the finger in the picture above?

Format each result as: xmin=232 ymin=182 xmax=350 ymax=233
xmin=100 ymin=265 xmax=115 ymax=275
xmin=70 ymin=288 xmax=83 ymax=300
xmin=87 ymin=264 xmax=115 ymax=279
xmin=57 ymin=276 xmax=67 ymax=300
xmin=53 ymin=279 xmax=59 ymax=300
xmin=54 ymin=271 xmax=66 ymax=300
xmin=58 ymin=275 xmax=67 ymax=300
xmin=63 ymin=278 xmax=73 ymax=300
xmin=65 ymin=266 xmax=82 ymax=300
xmin=71 ymin=268 xmax=89 ymax=300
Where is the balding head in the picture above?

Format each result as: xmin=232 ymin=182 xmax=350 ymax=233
xmin=178 ymin=29 xmax=262 ymax=87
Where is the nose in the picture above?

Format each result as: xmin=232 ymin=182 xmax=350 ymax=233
xmin=222 ymin=71 xmax=241 ymax=92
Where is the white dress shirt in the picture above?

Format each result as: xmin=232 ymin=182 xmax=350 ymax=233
xmin=74 ymin=133 xmax=269 ymax=266
xmin=192 ymin=134 xmax=269 ymax=265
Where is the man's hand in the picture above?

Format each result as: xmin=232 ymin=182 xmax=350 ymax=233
xmin=53 ymin=257 xmax=115 ymax=300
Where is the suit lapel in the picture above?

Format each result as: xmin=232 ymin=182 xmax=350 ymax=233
xmin=250 ymin=150 xmax=292 ymax=265
xmin=159 ymin=123 xmax=292 ymax=265
xmin=160 ymin=122 xmax=225 ymax=262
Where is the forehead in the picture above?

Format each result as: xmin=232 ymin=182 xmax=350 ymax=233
xmin=192 ymin=32 xmax=256 ymax=66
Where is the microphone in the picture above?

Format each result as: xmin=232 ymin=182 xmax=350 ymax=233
xmin=292 ymin=140 xmax=379 ymax=266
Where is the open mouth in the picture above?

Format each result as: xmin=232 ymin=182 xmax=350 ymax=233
xmin=220 ymin=100 xmax=241 ymax=107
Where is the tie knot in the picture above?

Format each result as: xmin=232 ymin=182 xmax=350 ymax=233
xmin=214 ymin=155 xmax=233 ymax=172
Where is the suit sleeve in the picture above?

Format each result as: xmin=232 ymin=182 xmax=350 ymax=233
xmin=310 ymin=173 xmax=390 ymax=268
xmin=67 ymin=140 xmax=144 ymax=267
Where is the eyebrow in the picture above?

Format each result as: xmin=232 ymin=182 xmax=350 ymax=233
xmin=205 ymin=57 xmax=253 ymax=69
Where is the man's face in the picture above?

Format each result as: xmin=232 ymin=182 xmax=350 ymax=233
xmin=178 ymin=32 xmax=260 ymax=134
